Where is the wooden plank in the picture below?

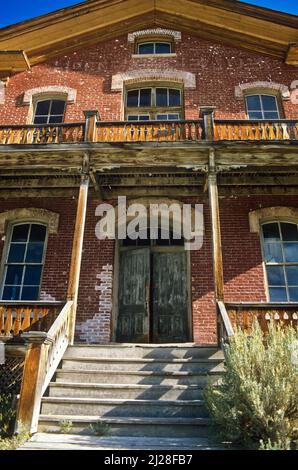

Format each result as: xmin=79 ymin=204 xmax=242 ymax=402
xmin=67 ymin=175 xmax=89 ymax=344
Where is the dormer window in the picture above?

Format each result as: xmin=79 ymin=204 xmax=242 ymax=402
xmin=137 ymin=42 xmax=172 ymax=55
xmin=33 ymin=99 xmax=66 ymax=124
xmin=245 ymin=94 xmax=280 ymax=120
xmin=125 ymin=86 xmax=182 ymax=120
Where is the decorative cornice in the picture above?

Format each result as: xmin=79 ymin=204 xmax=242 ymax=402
xmin=23 ymin=86 xmax=77 ymax=105
xmin=235 ymin=81 xmax=290 ymax=100
xmin=111 ymin=69 xmax=196 ymax=90
xmin=249 ymin=206 xmax=298 ymax=233
xmin=128 ymin=28 xmax=182 ymax=43
xmin=0 ymin=208 xmax=60 ymax=234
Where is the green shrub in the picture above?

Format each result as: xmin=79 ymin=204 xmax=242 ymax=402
xmin=0 ymin=393 xmax=16 ymax=438
xmin=59 ymin=420 xmax=73 ymax=434
xmin=204 ymin=321 xmax=298 ymax=450
xmin=0 ymin=424 xmax=29 ymax=451
xmin=89 ymin=421 xmax=111 ymax=436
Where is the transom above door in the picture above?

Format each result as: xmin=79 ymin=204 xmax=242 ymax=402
xmin=116 ymin=230 xmax=190 ymax=344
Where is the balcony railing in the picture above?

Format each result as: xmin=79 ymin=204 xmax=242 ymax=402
xmin=0 ymin=118 xmax=297 ymax=145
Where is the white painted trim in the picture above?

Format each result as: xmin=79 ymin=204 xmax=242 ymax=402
xmin=128 ymin=29 xmax=182 ymax=43
xmin=235 ymin=81 xmax=290 ymax=100
xmin=111 ymin=70 xmax=196 ymax=91
xmin=0 ymin=208 xmax=60 ymax=234
xmin=23 ymin=86 xmax=77 ymax=105
xmin=249 ymin=206 xmax=298 ymax=233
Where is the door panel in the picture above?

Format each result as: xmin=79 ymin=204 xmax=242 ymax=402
xmin=117 ymin=248 xmax=150 ymax=343
xmin=152 ymin=252 xmax=188 ymax=343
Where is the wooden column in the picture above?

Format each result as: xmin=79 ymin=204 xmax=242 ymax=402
xmin=83 ymin=110 xmax=99 ymax=142
xmin=208 ymin=150 xmax=224 ymax=301
xmin=200 ymin=106 xmax=216 ymax=140
xmin=17 ymin=333 xmax=49 ymax=433
xmin=67 ymin=174 xmax=89 ymax=344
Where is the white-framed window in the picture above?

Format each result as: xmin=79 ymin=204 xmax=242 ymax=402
xmin=126 ymin=87 xmax=181 ymax=108
xmin=1 ymin=223 xmax=47 ymax=301
xmin=156 ymin=113 xmax=180 ymax=121
xmin=33 ymin=99 xmax=66 ymax=124
xmin=137 ymin=42 xmax=172 ymax=55
xmin=127 ymin=114 xmax=150 ymax=121
xmin=245 ymin=94 xmax=280 ymax=120
xmin=261 ymin=221 xmax=298 ymax=302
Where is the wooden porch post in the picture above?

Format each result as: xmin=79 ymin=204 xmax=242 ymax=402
xmin=67 ymin=174 xmax=89 ymax=344
xmin=208 ymin=149 xmax=224 ymax=301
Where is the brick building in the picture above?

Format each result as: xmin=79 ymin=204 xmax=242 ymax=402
xmin=0 ymin=0 xmax=297 ymax=440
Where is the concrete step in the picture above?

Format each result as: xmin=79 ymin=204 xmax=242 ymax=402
xmin=55 ymin=369 xmax=222 ymax=386
xmin=21 ymin=433 xmax=225 ymax=450
xmin=38 ymin=415 xmax=213 ymax=438
xmin=65 ymin=344 xmax=223 ymax=360
xmin=41 ymin=397 xmax=208 ymax=418
xmin=48 ymin=382 xmax=204 ymax=400
xmin=61 ymin=357 xmax=224 ymax=373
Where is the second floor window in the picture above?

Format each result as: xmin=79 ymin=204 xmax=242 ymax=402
xmin=262 ymin=221 xmax=298 ymax=302
xmin=137 ymin=42 xmax=172 ymax=54
xmin=246 ymin=94 xmax=280 ymax=120
xmin=1 ymin=223 xmax=47 ymax=301
xmin=125 ymin=87 xmax=182 ymax=120
xmin=33 ymin=99 xmax=66 ymax=124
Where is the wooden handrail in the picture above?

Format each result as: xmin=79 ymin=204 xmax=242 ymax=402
xmin=214 ymin=119 xmax=298 ymax=141
xmin=217 ymin=301 xmax=234 ymax=348
xmin=16 ymin=300 xmax=74 ymax=433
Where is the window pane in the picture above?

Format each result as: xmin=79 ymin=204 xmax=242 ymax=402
xmin=49 ymin=115 xmax=64 ymax=124
xmin=21 ymin=286 xmax=39 ymax=301
xmin=288 ymin=288 xmax=298 ymax=302
xmin=156 ymin=88 xmax=168 ymax=107
xmin=269 ymin=287 xmax=287 ymax=302
xmin=33 ymin=116 xmax=48 ymax=124
xmin=284 ymin=243 xmax=298 ymax=263
xmin=138 ymin=43 xmax=154 ymax=54
xmin=127 ymin=90 xmax=139 ymax=107
xmin=24 ymin=266 xmax=42 ymax=285
xmin=7 ymin=243 xmax=26 ymax=263
xmin=168 ymin=114 xmax=180 ymax=120
xmin=263 ymin=112 xmax=279 ymax=120
xmin=246 ymin=95 xmax=261 ymax=110
xmin=5 ymin=266 xmax=23 ymax=285
xmin=267 ymin=266 xmax=285 ymax=286
xmin=127 ymin=115 xmax=138 ymax=121
xmin=51 ymin=100 xmax=65 ymax=115
xmin=262 ymin=223 xmax=280 ymax=241
xmin=286 ymin=266 xmax=298 ymax=286
xmin=247 ymin=112 xmax=263 ymax=119
xmin=156 ymin=114 xmax=168 ymax=121
xmin=264 ymin=243 xmax=283 ymax=263
xmin=35 ymin=100 xmax=51 ymax=116
xmin=169 ymin=89 xmax=181 ymax=106
xmin=30 ymin=225 xmax=47 ymax=242
xmin=261 ymin=95 xmax=277 ymax=112
xmin=2 ymin=285 xmax=20 ymax=301
xmin=26 ymin=243 xmax=44 ymax=263
xmin=138 ymin=115 xmax=150 ymax=121
xmin=139 ymin=89 xmax=151 ymax=107
xmin=12 ymin=224 xmax=30 ymax=242
xmin=281 ymin=223 xmax=298 ymax=242
xmin=155 ymin=43 xmax=171 ymax=54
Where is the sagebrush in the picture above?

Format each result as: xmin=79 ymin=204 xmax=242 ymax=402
xmin=204 ymin=321 xmax=298 ymax=450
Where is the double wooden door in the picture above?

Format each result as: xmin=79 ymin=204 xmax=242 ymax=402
xmin=116 ymin=247 xmax=189 ymax=343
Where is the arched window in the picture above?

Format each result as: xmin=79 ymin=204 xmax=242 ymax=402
xmin=137 ymin=41 xmax=172 ymax=55
xmin=125 ymin=85 xmax=182 ymax=121
xmin=33 ymin=99 xmax=66 ymax=124
xmin=261 ymin=221 xmax=298 ymax=302
xmin=1 ymin=223 xmax=47 ymax=300
xmin=245 ymin=94 xmax=280 ymax=120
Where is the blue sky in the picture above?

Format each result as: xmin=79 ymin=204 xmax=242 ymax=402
xmin=0 ymin=0 xmax=297 ymax=28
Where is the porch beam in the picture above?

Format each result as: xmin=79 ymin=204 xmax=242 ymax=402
xmin=67 ymin=174 xmax=89 ymax=344
xmin=208 ymin=150 xmax=224 ymax=301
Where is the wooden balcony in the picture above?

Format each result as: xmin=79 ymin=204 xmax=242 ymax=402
xmin=0 ymin=301 xmax=64 ymax=338
xmin=0 ymin=118 xmax=297 ymax=145
xmin=225 ymin=302 xmax=298 ymax=334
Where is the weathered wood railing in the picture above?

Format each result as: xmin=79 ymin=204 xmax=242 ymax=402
xmin=0 ymin=301 xmax=63 ymax=337
xmin=217 ymin=301 xmax=234 ymax=348
xmin=1 ymin=118 xmax=298 ymax=144
xmin=1 ymin=301 xmax=74 ymax=433
xmin=96 ymin=119 xmax=204 ymax=142
xmin=225 ymin=302 xmax=298 ymax=334
xmin=214 ymin=119 xmax=298 ymax=141
xmin=0 ymin=123 xmax=84 ymax=144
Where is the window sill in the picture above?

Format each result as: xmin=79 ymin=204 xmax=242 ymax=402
xmin=132 ymin=53 xmax=177 ymax=59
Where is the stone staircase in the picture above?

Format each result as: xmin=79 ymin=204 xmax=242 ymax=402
xmin=36 ymin=344 xmax=224 ymax=442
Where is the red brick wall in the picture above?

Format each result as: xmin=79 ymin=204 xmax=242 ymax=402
xmin=0 ymin=194 xmax=298 ymax=345
xmin=0 ymin=33 xmax=297 ymax=124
